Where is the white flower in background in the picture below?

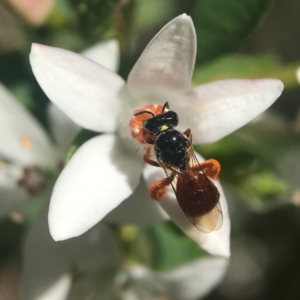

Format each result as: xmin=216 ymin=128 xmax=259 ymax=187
xmin=116 ymin=258 xmax=228 ymax=300
xmin=30 ymin=14 xmax=284 ymax=258
xmin=7 ymin=0 xmax=54 ymax=25
xmin=22 ymin=205 xmax=228 ymax=300
xmin=21 ymin=205 xmax=122 ymax=300
xmin=296 ymin=66 xmax=300 ymax=84
xmin=0 ymin=40 xmax=119 ymax=218
xmin=0 ymin=82 xmax=66 ymax=218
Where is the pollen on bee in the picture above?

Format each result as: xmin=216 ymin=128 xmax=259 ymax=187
xmin=130 ymin=104 xmax=163 ymax=144
xmin=20 ymin=135 xmax=32 ymax=149
xmin=149 ymin=180 xmax=168 ymax=200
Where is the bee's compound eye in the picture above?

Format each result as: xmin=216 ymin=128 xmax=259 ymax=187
xmin=144 ymin=117 xmax=160 ymax=135
xmin=165 ymin=111 xmax=179 ymax=127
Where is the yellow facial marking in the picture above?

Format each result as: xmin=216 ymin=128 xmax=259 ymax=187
xmin=160 ymin=124 xmax=168 ymax=131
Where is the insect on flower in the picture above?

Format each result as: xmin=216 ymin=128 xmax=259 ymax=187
xmin=134 ymin=102 xmax=223 ymax=233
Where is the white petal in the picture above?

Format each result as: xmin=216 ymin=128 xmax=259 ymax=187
xmin=128 ymin=14 xmax=196 ymax=101
xmin=49 ymin=134 xmax=143 ymax=241
xmin=31 ymin=275 xmax=72 ymax=300
xmin=22 ymin=203 xmax=122 ymax=300
xmin=68 ymin=268 xmax=117 ymax=300
xmin=67 ymin=268 xmax=116 ymax=300
xmin=105 ymin=177 xmax=169 ymax=226
xmin=0 ymin=162 xmax=30 ymax=218
xmin=30 ymin=44 xmax=125 ymax=132
xmin=296 ymin=66 xmax=300 ymax=83
xmin=157 ymin=257 xmax=228 ymax=300
xmin=121 ymin=257 xmax=228 ymax=300
xmin=65 ymin=222 xmax=123 ymax=272
xmin=178 ymin=79 xmax=284 ymax=144
xmin=0 ymin=83 xmax=56 ymax=168
xmin=81 ymin=40 xmax=119 ymax=72
xmin=47 ymin=103 xmax=80 ymax=154
xmin=64 ymin=223 xmax=122 ymax=300
xmin=21 ymin=205 xmax=72 ymax=300
xmin=143 ymin=153 xmax=230 ymax=258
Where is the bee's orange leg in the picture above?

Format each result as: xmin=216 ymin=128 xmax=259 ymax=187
xmin=183 ymin=129 xmax=220 ymax=178
xmin=149 ymin=175 xmax=174 ymax=200
xmin=143 ymin=146 xmax=160 ymax=167
xmin=191 ymin=159 xmax=221 ymax=179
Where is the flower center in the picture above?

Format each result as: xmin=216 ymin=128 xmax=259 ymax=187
xmin=129 ymin=104 xmax=163 ymax=144
xmin=17 ymin=166 xmax=48 ymax=196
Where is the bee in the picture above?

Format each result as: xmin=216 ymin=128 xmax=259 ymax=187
xmin=134 ymin=102 xmax=223 ymax=233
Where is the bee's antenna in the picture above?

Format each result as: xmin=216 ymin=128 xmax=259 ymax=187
xmin=162 ymin=102 xmax=170 ymax=112
xmin=134 ymin=110 xmax=155 ymax=118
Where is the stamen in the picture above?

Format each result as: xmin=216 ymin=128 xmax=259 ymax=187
xmin=17 ymin=166 xmax=47 ymax=196
xmin=10 ymin=212 xmax=25 ymax=224
xmin=292 ymin=189 xmax=300 ymax=206
xmin=20 ymin=135 xmax=32 ymax=149
xmin=129 ymin=104 xmax=163 ymax=144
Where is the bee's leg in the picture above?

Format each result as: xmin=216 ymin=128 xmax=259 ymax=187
xmin=191 ymin=159 xmax=220 ymax=179
xmin=143 ymin=146 xmax=160 ymax=167
xmin=183 ymin=128 xmax=192 ymax=143
xmin=142 ymin=128 xmax=156 ymax=144
xmin=149 ymin=174 xmax=174 ymax=200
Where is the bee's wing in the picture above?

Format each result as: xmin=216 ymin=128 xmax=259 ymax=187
xmin=156 ymin=157 xmax=183 ymax=211
xmin=156 ymin=157 xmax=179 ymax=188
xmin=184 ymin=201 xmax=223 ymax=233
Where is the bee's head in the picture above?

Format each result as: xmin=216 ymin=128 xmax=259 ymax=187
xmin=144 ymin=110 xmax=178 ymax=135
xmin=134 ymin=102 xmax=178 ymax=136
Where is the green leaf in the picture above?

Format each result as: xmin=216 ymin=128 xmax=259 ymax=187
xmin=195 ymin=113 xmax=297 ymax=211
xmin=192 ymin=54 xmax=300 ymax=91
xmin=143 ymin=222 xmax=206 ymax=271
xmin=23 ymin=195 xmax=47 ymax=221
xmin=193 ymin=54 xmax=281 ymax=84
xmin=46 ymin=0 xmax=76 ymax=27
xmin=133 ymin=0 xmax=175 ymax=30
xmin=65 ymin=129 xmax=99 ymax=164
xmin=241 ymin=171 xmax=289 ymax=201
xmin=10 ymin=83 xmax=34 ymax=111
xmin=194 ymin=111 xmax=300 ymax=189
xmin=69 ymin=0 xmax=117 ymax=42
xmin=121 ymin=222 xmax=206 ymax=271
xmin=67 ymin=0 xmax=136 ymax=46
xmin=0 ymin=219 xmax=23 ymax=258
xmin=193 ymin=0 xmax=274 ymax=64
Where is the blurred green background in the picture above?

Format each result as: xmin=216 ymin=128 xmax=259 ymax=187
xmin=1 ymin=0 xmax=300 ymax=299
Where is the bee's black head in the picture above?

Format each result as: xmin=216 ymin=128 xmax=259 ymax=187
xmin=133 ymin=102 xmax=179 ymax=136
xmin=144 ymin=110 xmax=178 ymax=135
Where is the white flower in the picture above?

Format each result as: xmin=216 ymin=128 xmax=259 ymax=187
xmin=30 ymin=14 xmax=284 ymax=258
xmin=6 ymin=0 xmax=54 ymax=25
xmin=21 ymin=204 xmax=122 ymax=300
xmin=21 ymin=204 xmax=228 ymax=300
xmin=116 ymin=258 xmax=228 ymax=300
xmin=0 ymin=40 xmax=119 ymax=218
xmin=0 ymin=82 xmax=67 ymax=218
